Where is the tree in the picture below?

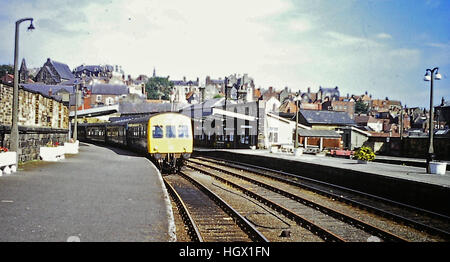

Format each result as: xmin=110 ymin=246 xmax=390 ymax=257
xmin=355 ymin=100 xmax=369 ymax=114
xmin=145 ymin=77 xmax=174 ymax=100
xmin=0 ymin=65 xmax=14 ymax=78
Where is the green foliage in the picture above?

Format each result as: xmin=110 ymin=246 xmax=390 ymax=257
xmin=213 ymin=94 xmax=224 ymax=99
xmin=0 ymin=64 xmax=14 ymax=78
xmin=355 ymin=100 xmax=369 ymax=114
xmin=353 ymin=146 xmax=375 ymax=161
xmin=145 ymin=77 xmax=173 ymax=100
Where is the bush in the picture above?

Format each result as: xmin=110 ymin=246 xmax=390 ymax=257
xmin=353 ymin=146 xmax=375 ymax=161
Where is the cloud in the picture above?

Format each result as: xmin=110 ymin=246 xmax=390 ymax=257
xmin=426 ymin=42 xmax=450 ymax=49
xmin=287 ymin=17 xmax=314 ymax=33
xmin=376 ymin=33 xmax=392 ymax=39
xmin=0 ymin=0 xmax=446 ymax=107
xmin=323 ymin=31 xmax=383 ymax=48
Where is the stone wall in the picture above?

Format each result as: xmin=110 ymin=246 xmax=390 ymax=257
xmin=366 ymin=136 xmax=450 ymax=160
xmin=0 ymin=83 xmax=69 ymax=162
xmin=0 ymin=125 xmax=68 ymax=162
xmin=0 ymin=84 xmax=69 ymax=129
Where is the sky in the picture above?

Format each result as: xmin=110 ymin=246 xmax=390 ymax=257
xmin=0 ymin=0 xmax=449 ymax=108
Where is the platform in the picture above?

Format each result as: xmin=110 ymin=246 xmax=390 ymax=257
xmin=194 ymin=148 xmax=450 ymax=215
xmin=0 ymin=143 xmax=175 ymax=242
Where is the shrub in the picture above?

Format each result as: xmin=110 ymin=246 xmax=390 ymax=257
xmin=45 ymin=141 xmax=60 ymax=147
xmin=353 ymin=146 xmax=375 ymax=161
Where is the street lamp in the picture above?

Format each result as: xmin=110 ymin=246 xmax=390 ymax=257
xmin=73 ymin=80 xmax=83 ymax=141
xmin=11 ymin=18 xmax=35 ymax=162
xmin=424 ymin=67 xmax=442 ymax=173
xmin=293 ymin=92 xmax=301 ymax=156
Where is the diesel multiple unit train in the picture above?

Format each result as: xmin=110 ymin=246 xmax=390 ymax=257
xmin=77 ymin=112 xmax=193 ymax=173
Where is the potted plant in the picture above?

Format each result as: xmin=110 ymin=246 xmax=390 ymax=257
xmin=429 ymin=161 xmax=447 ymax=175
xmin=0 ymin=147 xmax=17 ymax=175
xmin=64 ymin=138 xmax=79 ymax=154
xmin=353 ymin=146 xmax=375 ymax=164
xmin=40 ymin=141 xmax=65 ymax=161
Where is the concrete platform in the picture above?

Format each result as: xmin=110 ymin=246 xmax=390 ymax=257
xmin=195 ymin=148 xmax=450 ymax=216
xmin=244 ymin=149 xmax=449 ymax=186
xmin=0 ymin=143 xmax=175 ymax=242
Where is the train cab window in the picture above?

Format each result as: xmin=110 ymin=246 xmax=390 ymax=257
xmin=152 ymin=125 xmax=163 ymax=138
xmin=178 ymin=125 xmax=190 ymax=138
xmin=166 ymin=125 xmax=176 ymax=138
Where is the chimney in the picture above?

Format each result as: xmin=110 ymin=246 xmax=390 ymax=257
xmin=307 ymin=87 xmax=311 ymax=93
xmin=48 ymin=88 xmax=52 ymax=97
xmin=183 ymin=76 xmax=186 ymax=82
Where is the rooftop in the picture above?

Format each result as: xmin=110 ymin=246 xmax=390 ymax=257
xmin=299 ymin=109 xmax=355 ymax=125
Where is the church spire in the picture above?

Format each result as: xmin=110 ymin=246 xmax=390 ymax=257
xmin=19 ymin=58 xmax=28 ymax=84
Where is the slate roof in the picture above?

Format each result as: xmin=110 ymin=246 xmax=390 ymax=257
xmin=299 ymin=109 xmax=355 ymax=125
xmin=180 ymin=98 xmax=236 ymax=118
xmin=48 ymin=59 xmax=74 ymax=80
xmin=210 ymin=79 xmax=224 ymax=85
xmin=90 ymin=84 xmax=129 ymax=95
xmin=119 ymin=102 xmax=189 ymax=114
xmin=22 ymin=83 xmax=75 ymax=95
xmin=171 ymin=80 xmax=199 ymax=86
xmin=74 ymin=65 xmax=113 ymax=74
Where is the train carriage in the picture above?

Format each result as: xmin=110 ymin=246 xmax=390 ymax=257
xmin=77 ymin=112 xmax=193 ymax=173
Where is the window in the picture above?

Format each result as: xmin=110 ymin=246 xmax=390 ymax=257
xmin=166 ymin=125 xmax=176 ymax=138
xmin=178 ymin=125 xmax=190 ymax=138
xmin=152 ymin=125 xmax=163 ymax=138
xmin=106 ymin=97 xmax=114 ymax=105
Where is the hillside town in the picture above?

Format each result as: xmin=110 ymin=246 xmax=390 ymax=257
xmin=1 ymin=57 xmax=449 ymax=161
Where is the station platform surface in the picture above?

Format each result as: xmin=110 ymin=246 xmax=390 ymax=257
xmin=0 ymin=143 xmax=175 ymax=242
xmin=195 ymin=148 xmax=450 ymax=188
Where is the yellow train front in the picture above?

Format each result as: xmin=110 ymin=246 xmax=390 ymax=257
xmin=146 ymin=112 xmax=193 ymax=172
xmin=78 ymin=112 xmax=193 ymax=173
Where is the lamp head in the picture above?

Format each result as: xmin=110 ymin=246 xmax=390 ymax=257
xmin=435 ymin=70 xmax=442 ymax=80
xmin=27 ymin=21 xmax=35 ymax=31
xmin=424 ymin=71 xmax=431 ymax=81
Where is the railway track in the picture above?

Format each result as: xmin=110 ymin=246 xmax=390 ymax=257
xmin=185 ymin=157 xmax=450 ymax=242
xmin=163 ymin=171 xmax=268 ymax=242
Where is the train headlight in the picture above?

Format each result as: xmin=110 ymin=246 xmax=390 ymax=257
xmin=182 ymin=153 xmax=191 ymax=159
xmin=154 ymin=153 xmax=162 ymax=160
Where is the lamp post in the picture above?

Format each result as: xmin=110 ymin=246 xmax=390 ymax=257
xmin=424 ymin=67 xmax=442 ymax=173
xmin=11 ymin=18 xmax=35 ymax=162
xmin=72 ymin=83 xmax=81 ymax=141
xmin=293 ymin=92 xmax=301 ymax=156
